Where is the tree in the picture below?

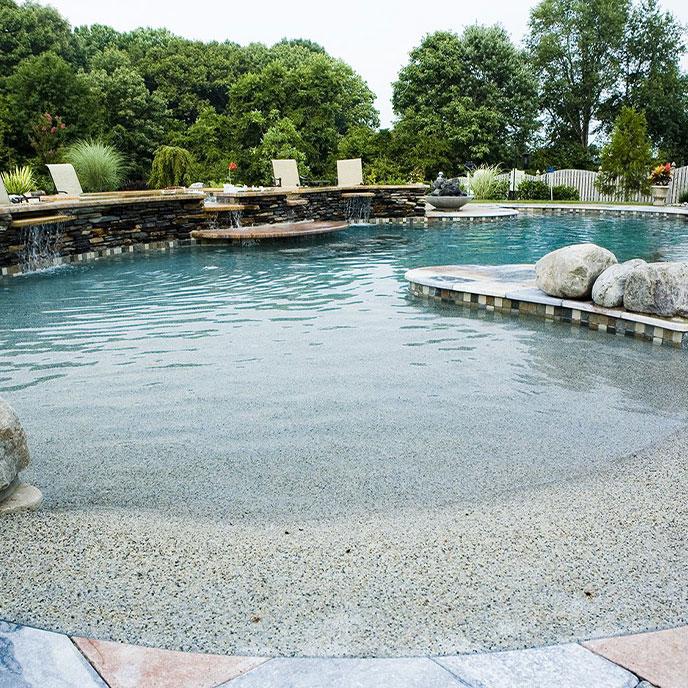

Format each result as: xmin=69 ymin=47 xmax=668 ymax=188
xmin=596 ymin=107 xmax=653 ymax=198
xmin=81 ymin=61 xmax=171 ymax=179
xmin=527 ymin=0 xmax=630 ymax=151
xmin=254 ymin=116 xmax=310 ymax=185
xmin=392 ymin=27 xmax=538 ymax=177
xmin=615 ymin=0 xmax=688 ymax=164
xmin=4 ymin=52 xmax=90 ymax=159
xmin=0 ymin=0 xmax=74 ymax=75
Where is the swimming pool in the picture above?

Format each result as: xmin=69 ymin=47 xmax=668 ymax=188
xmin=2 ymin=214 xmax=688 ymax=655
xmin=2 ymin=213 xmax=688 ymax=517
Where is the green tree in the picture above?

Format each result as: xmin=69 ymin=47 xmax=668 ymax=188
xmin=0 ymin=0 xmax=73 ymax=75
xmin=596 ymin=107 xmax=653 ymax=198
xmin=254 ymin=116 xmax=310 ymax=185
xmin=392 ymin=27 xmax=538 ymax=177
xmin=81 ymin=62 xmax=170 ymax=179
xmin=4 ymin=52 xmax=90 ymax=159
xmin=615 ymin=0 xmax=688 ymax=164
xmin=527 ymin=0 xmax=630 ymax=151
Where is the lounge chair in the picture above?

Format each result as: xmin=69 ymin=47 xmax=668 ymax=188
xmin=271 ymin=159 xmax=301 ymax=189
xmin=337 ymin=158 xmax=363 ymax=187
xmin=0 ymin=177 xmax=9 ymax=206
xmin=46 ymin=163 xmax=83 ymax=196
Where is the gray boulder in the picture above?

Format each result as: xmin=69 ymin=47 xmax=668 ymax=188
xmin=592 ymin=259 xmax=646 ymax=308
xmin=0 ymin=399 xmax=30 ymax=498
xmin=624 ymin=262 xmax=688 ymax=317
xmin=535 ymin=243 xmax=618 ymax=299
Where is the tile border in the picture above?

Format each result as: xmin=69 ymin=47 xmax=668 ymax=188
xmin=407 ymin=279 xmax=688 ymax=350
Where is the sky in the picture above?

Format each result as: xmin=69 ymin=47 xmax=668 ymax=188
xmin=38 ymin=0 xmax=688 ymax=128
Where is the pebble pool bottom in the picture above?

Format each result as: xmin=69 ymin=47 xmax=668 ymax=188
xmin=2 ymin=214 xmax=688 ymax=522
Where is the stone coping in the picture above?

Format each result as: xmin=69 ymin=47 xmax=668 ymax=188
xmin=1 ymin=619 xmax=683 ymax=687
xmin=406 ymin=264 xmax=688 ymax=348
xmin=499 ymin=202 xmax=688 ymax=216
xmin=205 ymin=184 xmax=428 ymax=198
xmin=426 ymin=204 xmax=519 ymax=221
xmin=1 ymin=191 xmax=204 ymax=217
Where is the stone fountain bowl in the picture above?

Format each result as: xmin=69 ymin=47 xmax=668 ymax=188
xmin=424 ymin=194 xmax=474 ymax=210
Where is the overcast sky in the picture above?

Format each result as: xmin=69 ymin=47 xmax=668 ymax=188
xmin=38 ymin=0 xmax=688 ymax=128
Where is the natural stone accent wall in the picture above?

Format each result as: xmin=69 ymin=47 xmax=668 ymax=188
xmin=0 ymin=186 xmax=427 ymax=274
xmin=210 ymin=185 xmax=427 ymax=225
xmin=0 ymin=194 xmax=205 ymax=273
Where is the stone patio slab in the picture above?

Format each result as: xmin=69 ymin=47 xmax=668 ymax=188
xmin=584 ymin=627 xmax=688 ymax=688
xmin=221 ymin=657 xmax=464 ymax=687
xmin=74 ymin=637 xmax=267 ymax=688
xmin=435 ymin=643 xmax=638 ymax=688
xmin=0 ymin=622 xmax=106 ymax=687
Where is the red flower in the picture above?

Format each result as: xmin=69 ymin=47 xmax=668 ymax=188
xmin=228 ymin=161 xmax=238 ymax=171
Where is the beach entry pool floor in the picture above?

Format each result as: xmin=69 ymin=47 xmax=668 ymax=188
xmin=1 ymin=216 xmax=687 ymax=655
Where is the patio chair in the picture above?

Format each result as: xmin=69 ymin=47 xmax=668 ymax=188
xmin=46 ymin=163 xmax=83 ymax=196
xmin=0 ymin=177 xmax=9 ymax=206
xmin=271 ymin=159 xmax=301 ymax=189
xmin=337 ymin=158 xmax=363 ymax=187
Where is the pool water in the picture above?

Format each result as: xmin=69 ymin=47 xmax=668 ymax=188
xmin=2 ymin=215 xmax=688 ymax=521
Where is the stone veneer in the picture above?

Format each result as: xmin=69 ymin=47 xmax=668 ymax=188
xmin=0 ymin=186 xmax=428 ymax=275
xmin=210 ymin=185 xmax=427 ymax=225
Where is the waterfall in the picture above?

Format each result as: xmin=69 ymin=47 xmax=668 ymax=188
xmin=229 ymin=210 xmax=242 ymax=228
xmin=345 ymin=197 xmax=372 ymax=224
xmin=20 ymin=222 xmax=65 ymax=272
xmin=206 ymin=210 xmax=242 ymax=230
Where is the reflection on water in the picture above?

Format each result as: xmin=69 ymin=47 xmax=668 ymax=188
xmin=1 ymin=216 xmax=688 ymax=519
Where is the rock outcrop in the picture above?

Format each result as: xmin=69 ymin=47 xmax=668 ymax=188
xmin=624 ymin=262 xmax=688 ymax=317
xmin=535 ymin=243 xmax=618 ymax=299
xmin=592 ymin=259 xmax=646 ymax=308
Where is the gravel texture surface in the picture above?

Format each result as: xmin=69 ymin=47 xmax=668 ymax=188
xmin=1 ymin=427 xmax=686 ymax=657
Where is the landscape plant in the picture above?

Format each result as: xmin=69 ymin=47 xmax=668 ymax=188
xmin=517 ymin=179 xmax=550 ymax=200
xmin=466 ymin=165 xmax=505 ymax=199
xmin=148 ymin=145 xmax=195 ymax=188
xmin=0 ymin=165 xmax=36 ymax=194
xmin=64 ymin=139 xmax=126 ymax=192
xmin=551 ymin=184 xmax=580 ymax=201
xmin=679 ymin=190 xmax=688 ymax=204
xmin=596 ymin=106 xmax=653 ymax=198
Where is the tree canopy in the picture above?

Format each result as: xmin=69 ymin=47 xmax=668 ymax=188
xmin=0 ymin=0 xmax=686 ymax=188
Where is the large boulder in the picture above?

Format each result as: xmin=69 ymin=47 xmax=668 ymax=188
xmin=0 ymin=399 xmax=30 ymax=497
xmin=624 ymin=262 xmax=688 ymax=317
xmin=535 ymin=243 xmax=618 ymax=299
xmin=592 ymin=259 xmax=646 ymax=308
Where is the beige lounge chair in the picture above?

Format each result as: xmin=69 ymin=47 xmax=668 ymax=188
xmin=337 ymin=158 xmax=363 ymax=187
xmin=0 ymin=177 xmax=9 ymax=206
xmin=271 ymin=159 xmax=301 ymax=189
xmin=46 ymin=163 xmax=83 ymax=196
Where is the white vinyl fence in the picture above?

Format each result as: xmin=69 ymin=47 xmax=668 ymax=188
xmin=465 ymin=166 xmax=688 ymax=204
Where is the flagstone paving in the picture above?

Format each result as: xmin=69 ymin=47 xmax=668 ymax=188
xmin=3 ymin=620 xmax=684 ymax=687
xmin=584 ymin=627 xmax=688 ymax=688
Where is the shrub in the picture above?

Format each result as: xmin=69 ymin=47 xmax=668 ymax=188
xmin=552 ymin=184 xmax=579 ymax=201
xmin=596 ymin=107 xmax=653 ymax=198
xmin=64 ymin=139 xmax=126 ymax=192
xmin=679 ymin=190 xmax=688 ymax=204
xmin=466 ymin=164 xmax=504 ymax=199
xmin=149 ymin=146 xmax=195 ymax=188
xmin=0 ymin=165 xmax=37 ymax=194
xmin=517 ymin=179 xmax=550 ymax=200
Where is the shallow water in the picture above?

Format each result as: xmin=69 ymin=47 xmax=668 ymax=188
xmin=2 ymin=215 xmax=688 ymax=521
